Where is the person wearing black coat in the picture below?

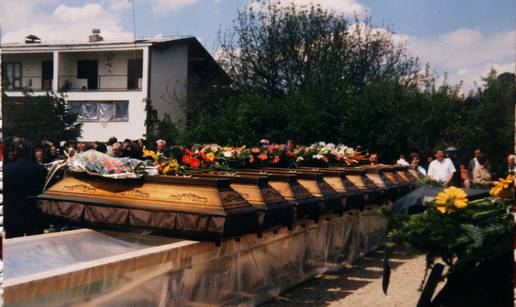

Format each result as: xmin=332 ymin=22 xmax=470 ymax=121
xmin=4 ymin=144 xmax=48 ymax=238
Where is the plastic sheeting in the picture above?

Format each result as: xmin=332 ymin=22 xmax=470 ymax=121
xmin=4 ymin=210 xmax=388 ymax=307
xmin=68 ymin=150 xmax=144 ymax=179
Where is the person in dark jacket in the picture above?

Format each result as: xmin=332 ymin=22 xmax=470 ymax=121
xmin=4 ymin=144 xmax=48 ymax=238
xmin=44 ymin=145 xmax=62 ymax=163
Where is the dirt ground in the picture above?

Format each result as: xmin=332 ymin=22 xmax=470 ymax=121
xmin=260 ymin=249 xmax=430 ymax=307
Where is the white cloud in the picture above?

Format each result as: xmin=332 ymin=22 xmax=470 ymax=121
xmin=106 ymin=0 xmax=132 ymax=11
xmin=249 ymin=0 xmax=368 ymax=18
xmin=1 ymin=1 xmax=132 ymax=43
xmin=150 ymin=0 xmax=198 ymax=16
xmin=348 ymin=22 xmax=410 ymax=45
xmin=53 ymin=4 xmax=104 ymax=21
xmin=406 ymin=28 xmax=516 ymax=91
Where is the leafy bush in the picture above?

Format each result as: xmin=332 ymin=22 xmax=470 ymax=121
xmin=3 ymin=93 xmax=82 ymax=143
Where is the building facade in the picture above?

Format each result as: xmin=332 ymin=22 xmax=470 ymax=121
xmin=1 ymin=33 xmax=224 ymax=142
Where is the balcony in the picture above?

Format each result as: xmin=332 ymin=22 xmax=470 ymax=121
xmin=2 ymin=75 xmax=53 ymax=92
xmin=2 ymin=52 xmax=54 ymax=92
xmin=58 ymin=50 xmax=143 ymax=92
xmin=2 ymin=50 xmax=145 ymax=93
xmin=58 ymin=75 xmax=142 ymax=91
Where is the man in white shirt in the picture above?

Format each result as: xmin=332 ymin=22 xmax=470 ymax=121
xmin=428 ymin=149 xmax=456 ymax=186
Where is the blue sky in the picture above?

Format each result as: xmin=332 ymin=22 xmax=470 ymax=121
xmin=1 ymin=0 xmax=515 ymax=91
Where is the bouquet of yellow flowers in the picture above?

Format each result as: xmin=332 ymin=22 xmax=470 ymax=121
xmin=142 ymin=148 xmax=159 ymax=162
xmin=142 ymin=148 xmax=183 ymax=175
xmin=434 ymin=186 xmax=469 ymax=214
xmin=384 ymin=186 xmax=513 ymax=302
xmin=490 ymin=174 xmax=515 ymax=200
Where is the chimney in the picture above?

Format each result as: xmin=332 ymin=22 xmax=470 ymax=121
xmin=89 ymin=29 xmax=103 ymax=42
xmin=25 ymin=34 xmax=41 ymax=44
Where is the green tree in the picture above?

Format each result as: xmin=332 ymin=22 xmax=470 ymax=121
xmin=456 ymin=70 xmax=516 ymax=173
xmin=3 ymin=93 xmax=82 ymax=144
xmin=145 ymin=99 xmax=180 ymax=146
xmin=184 ymin=3 xmax=423 ymax=150
xmin=183 ymin=4 xmax=515 ymax=170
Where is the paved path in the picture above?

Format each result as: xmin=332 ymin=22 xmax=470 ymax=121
xmin=261 ymin=250 xmax=429 ymax=307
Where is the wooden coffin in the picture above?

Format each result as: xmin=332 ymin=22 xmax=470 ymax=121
xmin=192 ymin=172 xmax=294 ymax=230
xmin=239 ymin=170 xmax=322 ymax=221
xmin=358 ymin=166 xmax=402 ymax=201
xmin=297 ymin=167 xmax=365 ymax=210
xmin=36 ymin=174 xmax=260 ymax=242
xmin=329 ymin=167 xmax=385 ymax=205
xmin=381 ymin=165 xmax=414 ymax=194
xmin=399 ymin=166 xmax=419 ymax=183
xmin=254 ymin=168 xmax=344 ymax=215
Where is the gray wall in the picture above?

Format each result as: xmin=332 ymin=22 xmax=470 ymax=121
xmin=149 ymin=43 xmax=188 ymax=130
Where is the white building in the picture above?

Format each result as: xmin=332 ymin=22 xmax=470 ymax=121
xmin=1 ymin=31 xmax=226 ymax=141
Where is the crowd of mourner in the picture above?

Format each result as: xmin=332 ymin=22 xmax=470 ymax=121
xmin=3 ymin=136 xmax=515 ymax=239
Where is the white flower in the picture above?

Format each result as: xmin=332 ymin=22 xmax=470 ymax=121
xmin=313 ymin=154 xmax=324 ymax=160
xmin=223 ymin=151 xmax=234 ymax=158
xmin=296 ymin=156 xmax=304 ymax=162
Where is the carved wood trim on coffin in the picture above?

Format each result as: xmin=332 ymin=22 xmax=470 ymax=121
xmin=168 ymin=193 xmax=208 ymax=204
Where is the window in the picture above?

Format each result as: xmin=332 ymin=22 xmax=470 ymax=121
xmin=2 ymin=62 xmax=22 ymax=89
xmin=127 ymin=58 xmax=143 ymax=90
xmin=77 ymin=60 xmax=98 ymax=90
xmin=41 ymin=61 xmax=53 ymax=90
xmin=69 ymin=101 xmax=129 ymax=122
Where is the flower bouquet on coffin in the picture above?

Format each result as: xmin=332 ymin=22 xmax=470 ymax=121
xmin=142 ymin=147 xmax=185 ymax=176
xmin=383 ymin=185 xmax=513 ymax=306
xmin=297 ymin=142 xmax=357 ymax=167
xmin=250 ymin=144 xmax=298 ymax=168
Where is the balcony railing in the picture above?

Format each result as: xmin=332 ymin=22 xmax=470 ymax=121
xmin=58 ymin=75 xmax=142 ymax=91
xmin=2 ymin=76 xmax=53 ymax=91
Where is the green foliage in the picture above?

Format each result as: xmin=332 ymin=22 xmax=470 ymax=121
xmin=3 ymin=93 xmax=82 ymax=144
xmin=454 ymin=71 xmax=516 ymax=171
xmin=180 ymin=4 xmax=514 ymax=169
xmin=145 ymin=99 xmax=180 ymax=146
xmin=386 ymin=197 xmax=513 ymax=273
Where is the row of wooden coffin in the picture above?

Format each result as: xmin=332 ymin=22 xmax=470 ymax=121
xmin=37 ymin=165 xmax=421 ymax=243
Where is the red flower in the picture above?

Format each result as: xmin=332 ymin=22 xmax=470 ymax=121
xmin=184 ymin=148 xmax=192 ymax=156
xmin=322 ymin=156 xmax=329 ymax=162
xmin=190 ymin=157 xmax=201 ymax=168
xmin=249 ymin=155 xmax=255 ymax=164
xmin=258 ymin=153 xmax=268 ymax=161
xmin=272 ymin=156 xmax=280 ymax=164
xmin=182 ymin=155 xmax=191 ymax=165
xmin=251 ymin=148 xmax=261 ymax=154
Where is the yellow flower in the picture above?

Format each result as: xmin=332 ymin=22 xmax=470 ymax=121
xmin=162 ymin=160 xmax=179 ymax=175
xmin=436 ymin=205 xmax=448 ymax=214
xmin=490 ymin=175 xmax=515 ymax=199
xmin=206 ymin=152 xmax=215 ymax=162
xmin=143 ymin=149 xmax=158 ymax=162
xmin=490 ymin=185 xmax=503 ymax=198
xmin=434 ymin=186 xmax=468 ymax=213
